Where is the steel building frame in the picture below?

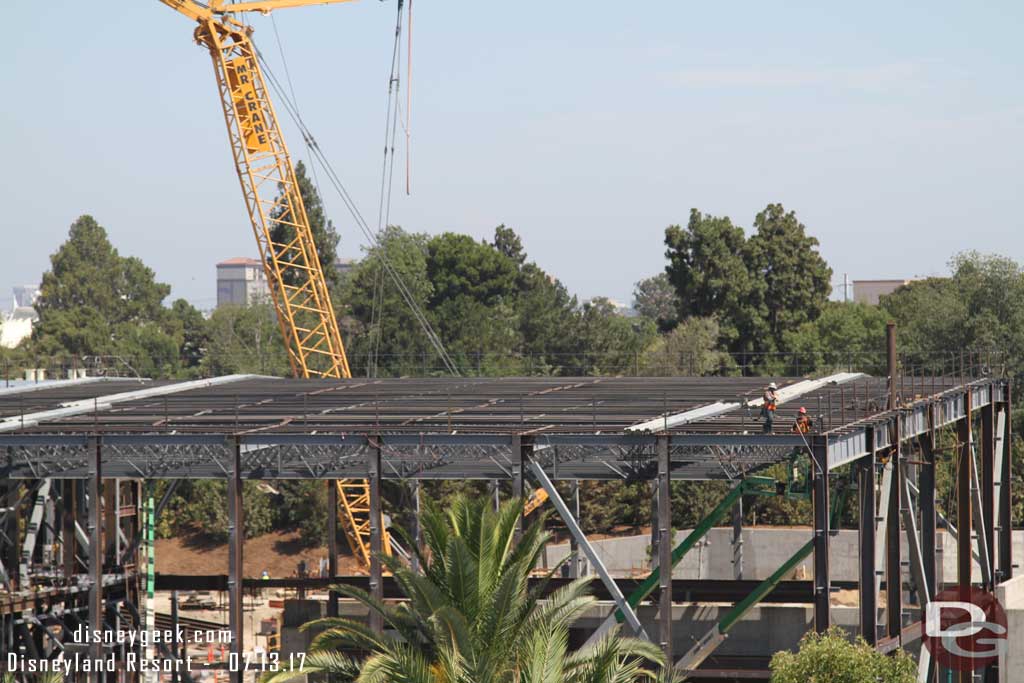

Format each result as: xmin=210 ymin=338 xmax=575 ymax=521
xmin=0 ymin=371 xmax=1012 ymax=682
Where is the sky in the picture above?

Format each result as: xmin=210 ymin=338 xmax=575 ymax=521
xmin=2 ymin=1 xmax=1022 ymax=312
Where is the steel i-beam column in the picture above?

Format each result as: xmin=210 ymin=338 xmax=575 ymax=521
xmin=411 ymin=480 xmax=422 ymax=574
xmin=858 ymin=429 xmax=877 ymax=645
xmin=88 ymin=437 xmax=104 ymax=682
xmin=570 ymin=480 xmax=581 ymax=578
xmin=886 ymin=426 xmax=902 ymax=641
xmin=62 ymin=480 xmax=77 ymax=582
xmin=2 ymin=479 xmax=18 ymax=590
xmin=981 ymin=397 xmax=996 ymax=589
xmin=920 ymin=408 xmax=938 ymax=602
xmin=657 ymin=435 xmax=673 ymax=663
xmin=732 ymin=496 xmax=743 ymax=581
xmin=956 ymin=391 xmax=973 ymax=683
xmin=368 ymin=438 xmax=383 ymax=634
xmin=104 ymin=477 xmax=117 ymax=569
xmin=811 ymin=434 xmax=830 ymax=633
xmin=227 ymin=438 xmax=244 ymax=683
xmin=512 ymin=435 xmax=526 ymax=539
xmin=998 ymin=388 xmax=1013 ymax=581
xmin=327 ymin=480 xmax=338 ymax=617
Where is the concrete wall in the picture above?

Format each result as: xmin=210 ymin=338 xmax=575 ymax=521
xmin=995 ymin=575 xmax=1024 ymax=683
xmin=545 ymin=528 xmax=1023 ymax=583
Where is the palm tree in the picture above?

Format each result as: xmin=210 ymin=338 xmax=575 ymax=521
xmin=263 ymin=494 xmax=664 ymax=683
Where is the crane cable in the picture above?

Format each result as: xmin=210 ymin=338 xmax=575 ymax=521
xmin=254 ymin=47 xmax=460 ymax=376
xmin=269 ymin=14 xmax=328 ymax=209
xmin=368 ymin=0 xmax=407 ymax=377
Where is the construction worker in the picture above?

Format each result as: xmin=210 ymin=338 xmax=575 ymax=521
xmin=792 ymin=406 xmax=813 ymax=435
xmin=761 ymin=382 xmax=779 ymax=433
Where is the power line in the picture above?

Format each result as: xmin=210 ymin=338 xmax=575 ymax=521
xmin=254 ymin=47 xmax=460 ymax=376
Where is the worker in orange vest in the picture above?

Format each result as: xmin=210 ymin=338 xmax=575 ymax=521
xmin=761 ymin=382 xmax=778 ymax=433
xmin=792 ymin=406 xmax=814 ymax=435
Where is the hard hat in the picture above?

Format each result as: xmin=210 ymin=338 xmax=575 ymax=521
xmin=799 ymin=406 xmax=807 ymax=414
xmin=768 ymin=382 xmax=778 ymax=389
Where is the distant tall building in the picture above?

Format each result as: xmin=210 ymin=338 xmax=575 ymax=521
xmin=852 ymin=279 xmax=913 ymax=305
xmin=216 ymin=256 xmax=358 ymax=308
xmin=216 ymin=257 xmax=270 ymax=307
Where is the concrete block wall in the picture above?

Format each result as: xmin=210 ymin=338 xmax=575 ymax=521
xmin=545 ymin=528 xmax=1024 ymax=583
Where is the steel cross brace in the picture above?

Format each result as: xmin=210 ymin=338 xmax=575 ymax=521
xmin=898 ymin=462 xmax=934 ymax=682
xmin=525 ymin=456 xmax=649 ymax=640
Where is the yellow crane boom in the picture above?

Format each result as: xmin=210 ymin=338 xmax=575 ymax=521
xmin=160 ymin=0 xmax=386 ymax=568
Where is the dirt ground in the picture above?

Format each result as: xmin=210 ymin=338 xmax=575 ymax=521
xmin=155 ymin=529 xmax=366 ymax=578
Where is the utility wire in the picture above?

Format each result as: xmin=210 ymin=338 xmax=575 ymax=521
xmin=255 ymin=48 xmax=460 ymax=376
xmin=269 ymin=14 xmax=327 ymax=215
xmin=368 ymin=0 xmax=407 ymax=376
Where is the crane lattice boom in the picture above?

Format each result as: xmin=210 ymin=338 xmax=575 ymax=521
xmin=160 ymin=0 xmax=386 ymax=567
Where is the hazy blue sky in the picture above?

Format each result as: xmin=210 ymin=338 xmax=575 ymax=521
xmin=2 ymin=1 xmax=1022 ymax=311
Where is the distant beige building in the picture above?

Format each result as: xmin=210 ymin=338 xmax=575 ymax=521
xmin=216 ymin=257 xmax=270 ymax=307
xmin=216 ymin=257 xmax=358 ymax=307
xmin=853 ymin=279 xmax=913 ymax=305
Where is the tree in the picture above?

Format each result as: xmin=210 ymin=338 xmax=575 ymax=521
xmin=156 ymin=480 xmax=277 ymax=541
xmin=341 ymin=226 xmax=435 ymax=376
xmin=664 ymin=210 xmax=751 ymax=348
xmin=493 ymin=223 xmax=526 ymax=266
xmin=265 ymin=495 xmax=663 ymax=682
xmin=573 ymin=298 xmax=655 ymax=375
xmin=203 ymin=303 xmax=290 ymax=377
xmin=743 ymin=204 xmax=832 ymax=358
xmin=770 ymin=627 xmax=916 ymax=682
xmin=269 ymin=161 xmax=341 ymax=292
xmin=169 ymin=298 xmax=210 ymax=377
xmin=783 ymin=302 xmax=890 ymax=375
xmin=882 ymin=252 xmax=1024 ymax=380
xmin=640 ymin=316 xmax=734 ymax=376
xmin=33 ymin=215 xmax=181 ymax=377
xmin=633 ymin=274 xmax=679 ymax=332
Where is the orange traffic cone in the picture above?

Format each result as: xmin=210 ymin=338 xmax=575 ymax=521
xmin=207 ymin=644 xmax=214 ymax=663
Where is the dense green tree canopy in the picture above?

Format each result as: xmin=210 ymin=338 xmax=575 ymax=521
xmin=664 ymin=210 xmax=750 ymax=347
xmin=783 ymin=302 xmax=890 ymax=375
xmin=663 ymin=204 xmax=831 ymax=366
xmin=744 ymin=204 xmax=832 ymax=356
xmin=32 ymin=215 xmax=181 ymax=377
xmin=882 ymin=251 xmax=1024 ymax=379
xmin=632 ymin=273 xmax=679 ymax=332
xmin=770 ymin=627 xmax=915 ymax=682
